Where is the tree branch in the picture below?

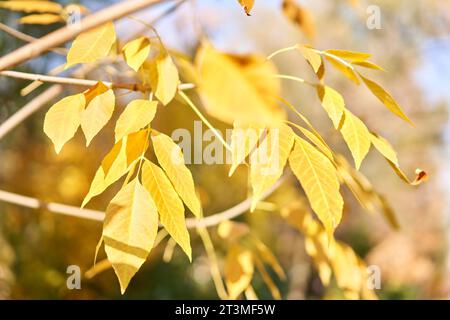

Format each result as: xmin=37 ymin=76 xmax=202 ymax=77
xmin=0 ymin=70 xmax=194 ymax=91
xmin=0 ymin=22 xmax=67 ymax=55
xmin=0 ymin=0 xmax=169 ymax=70
xmin=0 ymin=177 xmax=285 ymax=228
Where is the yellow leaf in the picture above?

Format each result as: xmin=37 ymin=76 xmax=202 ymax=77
xmin=237 ymin=0 xmax=254 ymax=15
xmin=103 ymin=178 xmax=159 ymax=294
xmin=142 ymin=160 xmax=191 ymax=260
xmin=122 ymin=37 xmax=151 ymax=72
xmin=253 ymin=255 xmax=281 ymax=300
xmin=289 ymin=137 xmax=343 ymax=238
xmin=282 ymin=0 xmax=315 ymax=39
xmin=298 ymin=45 xmax=322 ymax=73
xmin=0 ymin=1 xmax=62 ymax=13
xmin=115 ymin=99 xmax=157 ymax=142
xmin=352 ymin=60 xmax=385 ymax=71
xmin=81 ymin=89 xmax=115 ymax=146
xmin=229 ymin=121 xmax=264 ymax=176
xmin=196 ymin=42 xmax=285 ymax=126
xmin=66 ymin=22 xmax=116 ymax=68
xmin=317 ymin=85 xmax=345 ymax=129
xmin=145 ymin=53 xmax=179 ymax=105
xmin=19 ymin=13 xmax=63 ymax=24
xmin=340 ymin=110 xmax=371 ymax=170
xmin=44 ymin=93 xmax=85 ymax=154
xmin=369 ymin=133 xmax=398 ymax=166
xmin=83 ymin=81 xmax=109 ymax=105
xmin=250 ymin=124 xmax=294 ymax=211
xmin=359 ymin=74 xmax=412 ymax=124
xmin=82 ymin=130 xmax=149 ymax=207
xmin=252 ymin=238 xmax=286 ymax=280
xmin=151 ymin=132 xmax=201 ymax=217
xmin=217 ymin=221 xmax=250 ymax=242
xmin=296 ymin=125 xmax=334 ymax=160
xmin=325 ymin=49 xmax=371 ymax=62
xmin=325 ymin=54 xmax=360 ymax=85
xmin=224 ymin=243 xmax=254 ymax=299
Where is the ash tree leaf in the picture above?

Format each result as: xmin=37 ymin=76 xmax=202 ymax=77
xmin=115 ymin=99 xmax=157 ymax=142
xmin=142 ymin=160 xmax=192 ymax=260
xmin=325 ymin=54 xmax=360 ymax=85
xmin=317 ymin=85 xmax=345 ymax=129
xmin=325 ymin=49 xmax=371 ymax=62
xmin=151 ymin=132 xmax=202 ymax=218
xmin=103 ymin=178 xmax=159 ymax=294
xmin=225 ymin=243 xmax=254 ymax=300
xmin=66 ymin=22 xmax=116 ymax=68
xmin=282 ymin=0 xmax=315 ymax=39
xmin=340 ymin=110 xmax=371 ymax=170
xmin=19 ymin=13 xmax=64 ymax=24
xmin=196 ymin=42 xmax=285 ymax=126
xmin=370 ymin=133 xmax=398 ymax=166
xmin=0 ymin=1 xmax=62 ymax=13
xmin=289 ymin=137 xmax=344 ymax=239
xmin=122 ymin=37 xmax=151 ymax=72
xmin=298 ymin=45 xmax=322 ymax=74
xmin=146 ymin=53 xmax=179 ymax=105
xmin=44 ymin=93 xmax=85 ymax=154
xmin=229 ymin=121 xmax=264 ymax=176
xmin=237 ymin=0 xmax=254 ymax=15
xmin=359 ymin=74 xmax=413 ymax=124
xmin=81 ymin=89 xmax=115 ymax=146
xmin=82 ymin=130 xmax=149 ymax=207
xmin=250 ymin=124 xmax=295 ymax=211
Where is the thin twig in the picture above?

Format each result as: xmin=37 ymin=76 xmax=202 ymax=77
xmin=0 ymin=177 xmax=286 ymax=228
xmin=0 ymin=70 xmax=194 ymax=91
xmin=0 ymin=22 xmax=67 ymax=55
xmin=0 ymin=85 xmax=63 ymax=139
xmin=0 ymin=0 xmax=169 ymax=70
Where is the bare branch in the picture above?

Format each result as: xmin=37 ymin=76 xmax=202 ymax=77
xmin=0 ymin=70 xmax=194 ymax=91
xmin=0 ymin=177 xmax=285 ymax=228
xmin=0 ymin=22 xmax=67 ymax=55
xmin=0 ymin=0 xmax=168 ymax=70
xmin=0 ymin=85 xmax=63 ymax=140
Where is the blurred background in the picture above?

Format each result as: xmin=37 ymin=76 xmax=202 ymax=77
xmin=0 ymin=0 xmax=449 ymax=299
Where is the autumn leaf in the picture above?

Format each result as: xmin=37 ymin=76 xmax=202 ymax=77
xmin=144 ymin=53 xmax=179 ymax=105
xmin=325 ymin=54 xmax=360 ymax=85
xmin=196 ymin=42 xmax=285 ymax=126
xmin=19 ymin=13 xmax=63 ymax=24
xmin=340 ymin=110 xmax=371 ymax=170
xmin=370 ymin=133 xmax=398 ymax=166
xmin=142 ymin=160 xmax=191 ymax=260
xmin=103 ymin=178 xmax=159 ymax=294
xmin=237 ymin=0 xmax=254 ymax=15
xmin=289 ymin=137 xmax=344 ymax=238
xmin=224 ymin=243 xmax=254 ymax=299
xmin=122 ymin=37 xmax=151 ymax=72
xmin=115 ymin=99 xmax=157 ymax=142
xmin=250 ymin=124 xmax=295 ymax=211
xmin=298 ymin=45 xmax=322 ymax=74
xmin=228 ymin=121 xmax=264 ymax=176
xmin=359 ymin=74 xmax=413 ymax=124
xmin=82 ymin=130 xmax=149 ymax=207
xmin=317 ymin=85 xmax=345 ymax=129
xmin=44 ymin=93 xmax=85 ymax=154
xmin=66 ymin=22 xmax=116 ymax=68
xmin=325 ymin=49 xmax=371 ymax=62
xmin=0 ymin=1 xmax=62 ymax=13
xmin=81 ymin=89 xmax=115 ymax=146
xmin=151 ymin=132 xmax=201 ymax=217
xmin=282 ymin=0 xmax=315 ymax=39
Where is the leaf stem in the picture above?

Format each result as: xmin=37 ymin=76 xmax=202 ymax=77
xmin=178 ymin=90 xmax=232 ymax=153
